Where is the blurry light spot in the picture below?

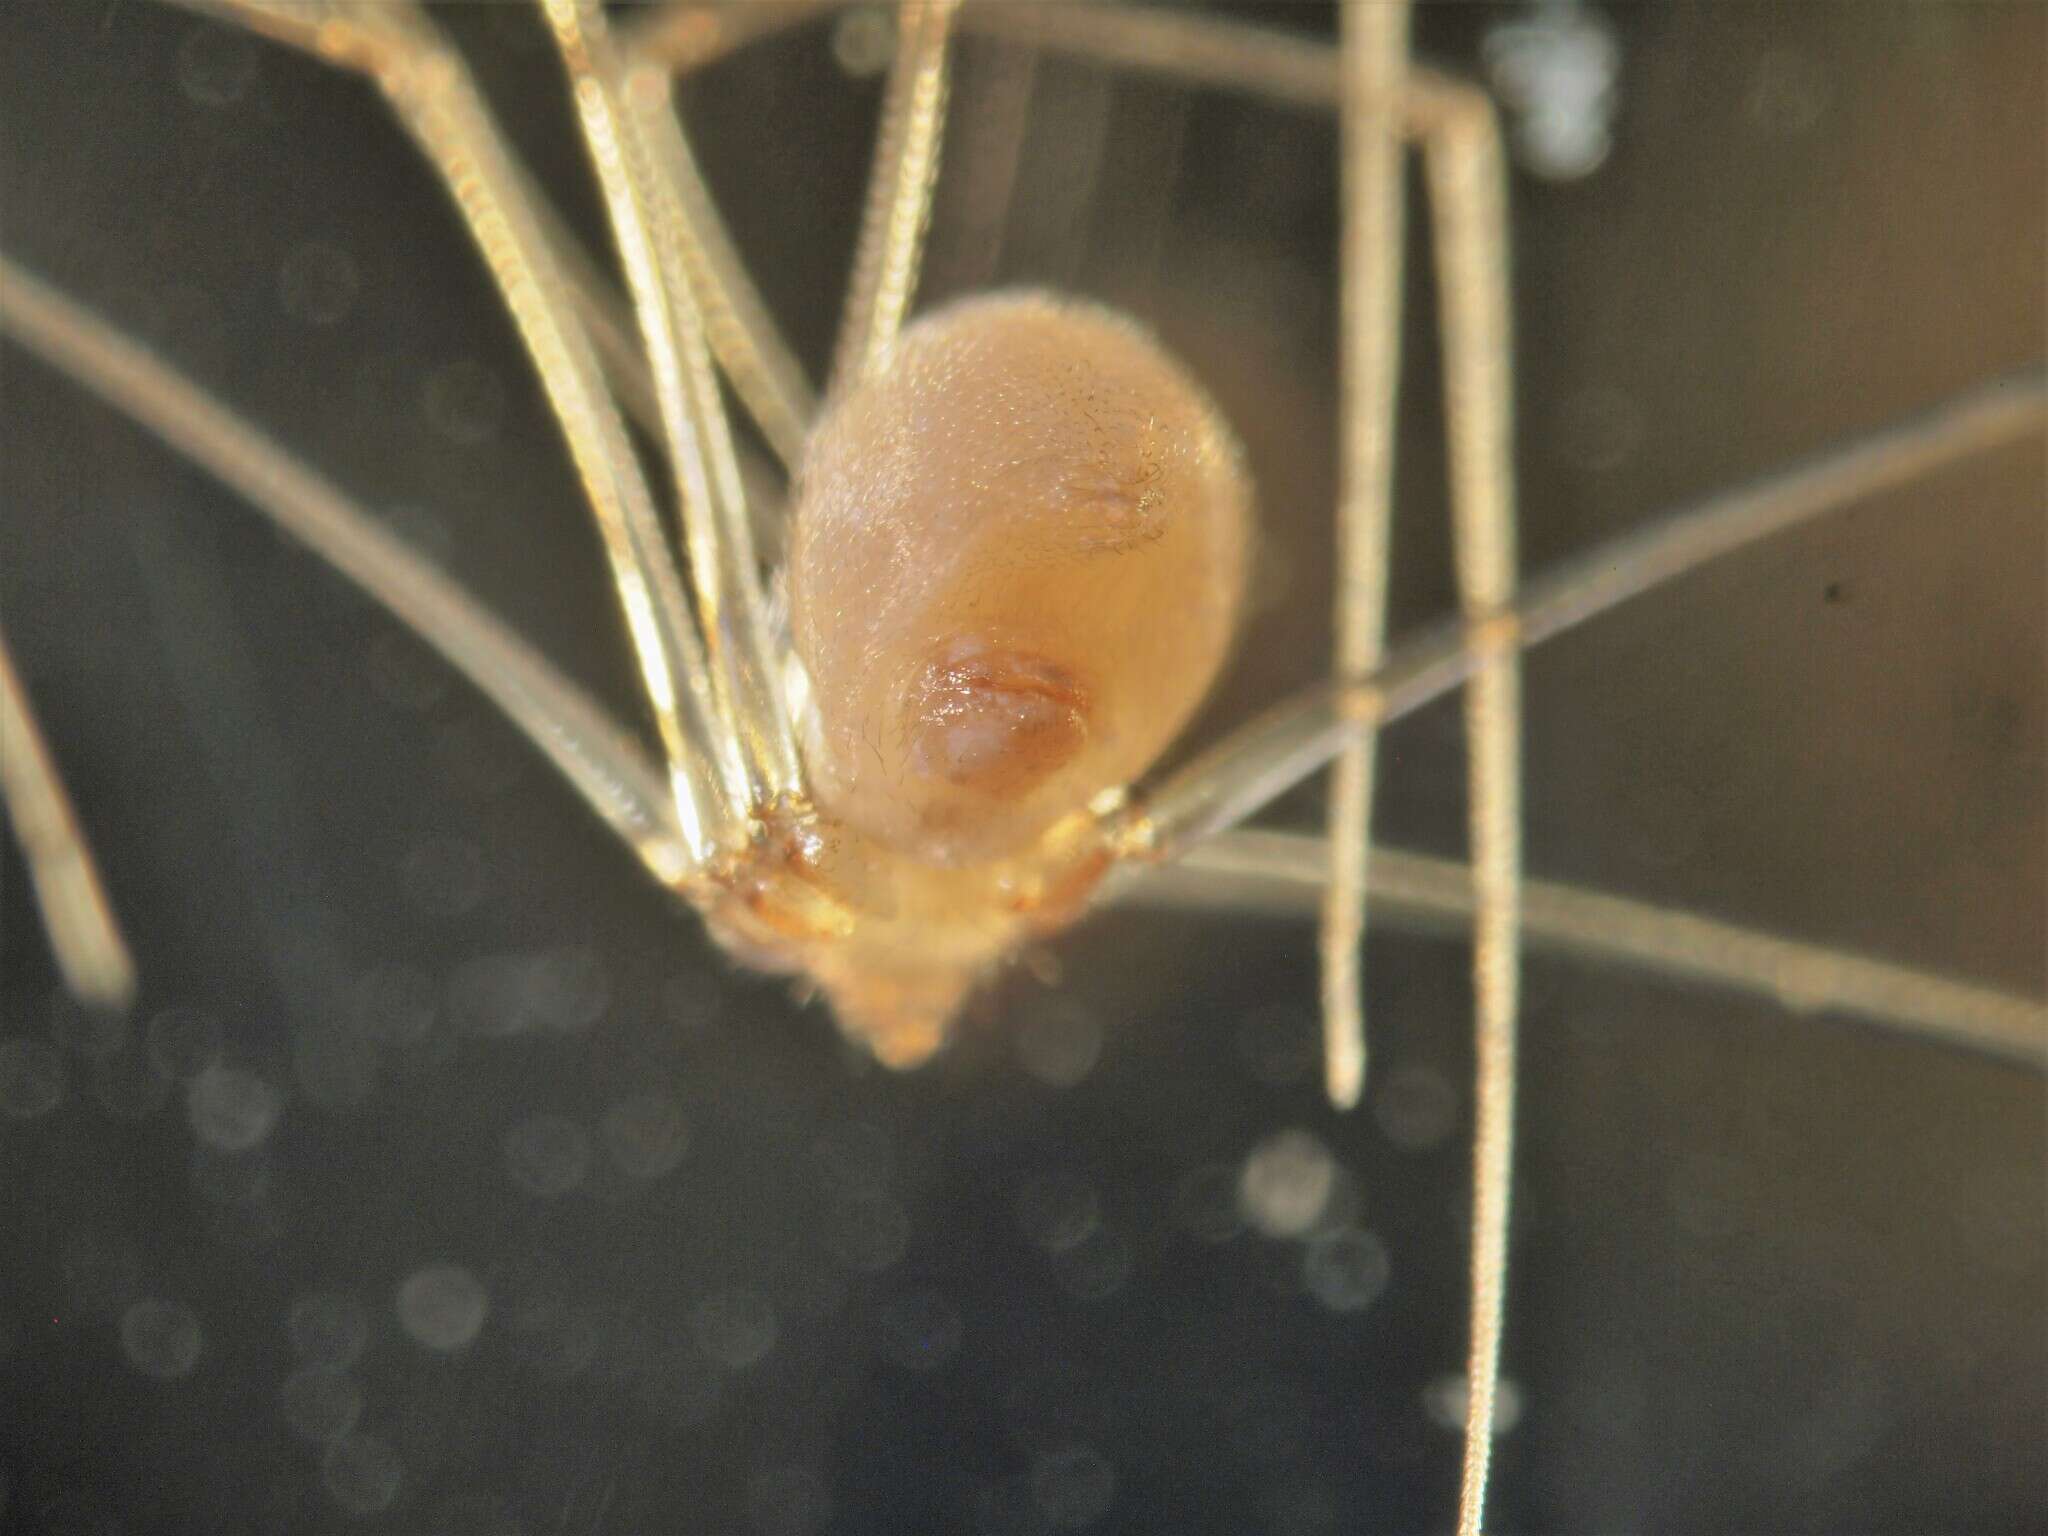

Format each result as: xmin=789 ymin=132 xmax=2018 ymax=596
xmin=811 ymin=1118 xmax=894 ymax=1196
xmin=146 ymin=1006 xmax=223 ymax=1082
xmin=277 ymin=241 xmax=359 ymax=326
xmin=323 ymin=1432 xmax=403 ymax=1516
xmin=289 ymin=1291 xmax=369 ymax=1368
xmin=185 ymin=1064 xmax=282 ymax=1151
xmin=0 ymin=1037 xmax=65 ymax=1119
xmin=831 ymin=8 xmax=895 ymax=77
xmin=1014 ymin=1171 xmax=1100 ymax=1254
xmin=1170 ymin=1163 xmax=1245 ymax=1244
xmin=502 ymin=1113 xmax=592 ymax=1198
xmin=1049 ymin=1225 xmax=1132 ymax=1303
xmin=1302 ymin=1228 xmax=1391 ymax=1313
xmin=601 ymin=1090 xmax=689 ymax=1181
xmin=279 ymin=1366 xmax=364 ymax=1443
xmin=396 ymin=1263 xmax=489 ymax=1352
xmin=1371 ymin=1063 xmax=1459 ymax=1152
xmin=176 ymin=23 xmax=258 ymax=107
xmin=690 ymin=1289 xmax=778 ymax=1370
xmin=119 ymin=1297 xmax=203 ymax=1380
xmin=353 ymin=963 xmax=437 ymax=1046
xmin=1235 ymin=1005 xmax=1317 ymax=1089
xmin=525 ymin=946 xmax=610 ymax=1033
xmin=1482 ymin=1 xmax=1621 ymax=180
xmin=1014 ymin=1002 xmax=1103 ymax=1089
xmin=1238 ymin=1129 xmax=1336 ymax=1238
xmin=823 ymin=1189 xmax=911 ymax=1273
xmin=399 ymin=836 xmax=488 ymax=918
xmin=747 ymin=1465 xmax=832 ymax=1536
xmin=875 ymin=1287 xmax=963 ymax=1372
xmin=1031 ymin=1443 xmax=1116 ymax=1529
xmin=1422 ymin=1372 xmax=1524 ymax=1437
xmin=51 ymin=991 xmax=126 ymax=1060
xmin=423 ymin=359 xmax=507 ymax=445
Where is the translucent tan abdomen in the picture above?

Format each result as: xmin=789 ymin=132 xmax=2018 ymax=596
xmin=789 ymin=291 xmax=1253 ymax=863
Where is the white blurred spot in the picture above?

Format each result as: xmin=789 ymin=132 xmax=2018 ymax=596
xmin=176 ymin=24 xmax=258 ymax=107
xmin=1423 ymin=1372 xmax=1525 ymax=1437
xmin=278 ymin=241 xmax=359 ymax=327
xmin=1302 ymin=1228 xmax=1391 ymax=1313
xmin=1371 ymin=1063 xmax=1459 ymax=1152
xmin=831 ymin=8 xmax=895 ymax=77
xmin=1483 ymin=0 xmax=1622 ymax=180
xmin=690 ymin=1289 xmax=779 ymax=1370
xmin=1171 ymin=1163 xmax=1246 ymax=1245
xmin=1236 ymin=1006 xmax=1317 ymax=1088
xmin=323 ymin=1432 xmax=403 ymax=1515
xmin=1014 ymin=1171 xmax=1100 ymax=1254
xmin=289 ymin=1290 xmax=369 ymax=1368
xmin=1031 ymin=1443 xmax=1116 ymax=1529
xmin=1238 ymin=1129 xmax=1337 ymax=1238
xmin=1014 ymin=1002 xmax=1103 ymax=1089
xmin=353 ymin=963 xmax=437 ymax=1046
xmin=502 ymin=1113 xmax=592 ymax=1198
xmin=120 ymin=1297 xmax=203 ymax=1380
xmin=396 ymin=1263 xmax=489 ymax=1352
xmin=186 ymin=1064 xmax=282 ymax=1151
xmin=600 ymin=1091 xmax=689 ymax=1181
xmin=280 ymin=1366 xmax=364 ymax=1444
xmin=1050 ymin=1225 xmax=1132 ymax=1303
xmin=423 ymin=359 xmax=507 ymax=445
xmin=0 ymin=1038 xmax=65 ymax=1120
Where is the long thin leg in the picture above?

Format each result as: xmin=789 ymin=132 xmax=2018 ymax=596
xmin=1323 ymin=0 xmax=1412 ymax=1112
xmin=1406 ymin=72 xmax=1528 ymax=1536
xmin=0 ymin=620 xmax=137 ymax=1010
xmin=831 ymin=0 xmax=959 ymax=391
xmin=12 ymin=263 xmax=2034 ymax=1078
xmin=1117 ymin=830 xmax=2048 ymax=1068
xmin=0 ymin=257 xmax=694 ymax=889
xmin=543 ymin=0 xmax=802 ymax=812
xmin=1118 ymin=368 xmax=2048 ymax=861
xmin=185 ymin=0 xmax=746 ymax=856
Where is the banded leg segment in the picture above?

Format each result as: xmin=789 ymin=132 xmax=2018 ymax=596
xmin=186 ymin=0 xmax=745 ymax=860
xmin=1323 ymin=0 xmax=1413 ymax=1112
xmin=832 ymin=0 xmax=960 ymax=391
xmin=0 ymin=620 xmax=137 ymax=1010
xmin=543 ymin=0 xmax=802 ymax=812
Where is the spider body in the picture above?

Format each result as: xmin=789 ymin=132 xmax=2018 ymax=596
xmin=713 ymin=290 xmax=1251 ymax=1065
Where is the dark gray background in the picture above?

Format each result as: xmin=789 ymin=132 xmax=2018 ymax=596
xmin=2 ymin=3 xmax=2042 ymax=1532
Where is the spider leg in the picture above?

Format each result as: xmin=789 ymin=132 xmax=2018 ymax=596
xmin=1119 ymin=830 xmax=2048 ymax=1068
xmin=180 ymin=0 xmax=747 ymax=859
xmin=0 ymin=618 xmax=136 ymax=1011
xmin=1120 ymin=368 xmax=2047 ymax=860
xmin=1403 ymin=69 xmax=1528 ymax=1536
xmin=832 ymin=0 xmax=959 ymax=391
xmin=543 ymin=0 xmax=803 ymax=812
xmin=1322 ymin=0 xmax=1413 ymax=1114
xmin=0 ymin=259 xmax=694 ymax=890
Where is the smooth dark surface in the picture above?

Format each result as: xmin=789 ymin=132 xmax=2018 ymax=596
xmin=2 ymin=4 xmax=2042 ymax=1533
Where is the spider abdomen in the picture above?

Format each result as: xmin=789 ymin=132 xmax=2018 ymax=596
xmin=789 ymin=291 xmax=1252 ymax=864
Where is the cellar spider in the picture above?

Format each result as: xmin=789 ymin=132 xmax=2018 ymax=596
xmin=1 ymin=1 xmax=2042 ymax=1529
